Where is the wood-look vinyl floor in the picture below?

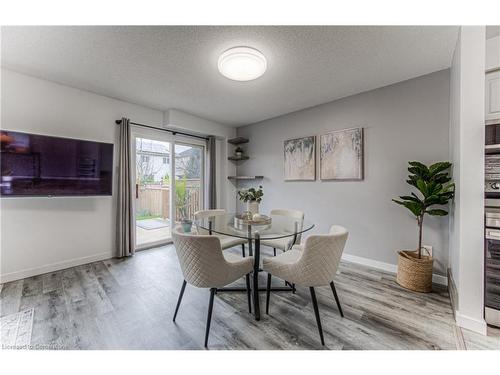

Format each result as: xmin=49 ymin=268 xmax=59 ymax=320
xmin=1 ymin=245 xmax=499 ymax=350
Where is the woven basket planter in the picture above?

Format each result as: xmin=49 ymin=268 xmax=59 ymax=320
xmin=396 ymin=250 xmax=433 ymax=293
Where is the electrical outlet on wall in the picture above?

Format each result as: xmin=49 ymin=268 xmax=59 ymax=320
xmin=422 ymin=245 xmax=433 ymax=257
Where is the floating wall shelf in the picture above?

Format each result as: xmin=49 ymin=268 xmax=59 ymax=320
xmin=227 ymin=176 xmax=263 ymax=180
xmin=227 ymin=137 xmax=261 ymax=182
xmin=227 ymin=137 xmax=249 ymax=145
xmin=228 ymin=155 xmax=250 ymax=161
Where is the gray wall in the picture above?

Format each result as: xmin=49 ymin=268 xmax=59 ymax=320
xmin=236 ymin=69 xmax=451 ymax=275
xmin=0 ymin=69 xmax=164 ymax=283
xmin=0 ymin=69 xmax=234 ymax=283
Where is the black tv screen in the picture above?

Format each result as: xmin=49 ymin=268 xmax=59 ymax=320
xmin=0 ymin=130 xmax=113 ymax=197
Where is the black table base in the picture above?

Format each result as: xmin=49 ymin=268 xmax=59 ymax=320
xmin=215 ymin=232 xmax=297 ymax=321
xmin=208 ymin=223 xmax=301 ymax=321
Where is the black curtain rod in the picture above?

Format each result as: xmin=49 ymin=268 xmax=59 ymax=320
xmin=115 ymin=119 xmax=209 ymax=141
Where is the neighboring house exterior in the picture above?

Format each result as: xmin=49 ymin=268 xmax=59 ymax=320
xmin=136 ymin=138 xmax=170 ymax=183
xmin=174 ymin=147 xmax=202 ymax=179
xmin=136 ymin=139 xmax=202 ymax=183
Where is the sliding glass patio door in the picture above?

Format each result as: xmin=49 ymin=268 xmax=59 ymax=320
xmin=131 ymin=128 xmax=205 ymax=250
xmin=174 ymin=142 xmax=204 ymax=222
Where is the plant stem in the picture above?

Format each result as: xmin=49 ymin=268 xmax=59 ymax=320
xmin=417 ymin=215 xmax=424 ymax=259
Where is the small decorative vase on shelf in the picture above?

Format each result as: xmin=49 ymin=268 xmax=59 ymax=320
xmin=247 ymin=200 xmax=259 ymax=215
xmin=235 ymin=146 xmax=244 ymax=158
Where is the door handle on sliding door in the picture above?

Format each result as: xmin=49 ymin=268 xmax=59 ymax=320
xmin=135 ymin=183 xmax=139 ymax=199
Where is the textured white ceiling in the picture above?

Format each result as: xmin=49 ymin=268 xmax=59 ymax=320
xmin=1 ymin=26 xmax=459 ymax=126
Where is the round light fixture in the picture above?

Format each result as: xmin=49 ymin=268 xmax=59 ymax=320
xmin=217 ymin=47 xmax=267 ymax=81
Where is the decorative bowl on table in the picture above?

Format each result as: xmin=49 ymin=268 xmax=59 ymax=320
xmin=233 ymin=213 xmax=272 ymax=231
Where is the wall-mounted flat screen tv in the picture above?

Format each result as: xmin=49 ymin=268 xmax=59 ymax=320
xmin=0 ymin=130 xmax=113 ymax=197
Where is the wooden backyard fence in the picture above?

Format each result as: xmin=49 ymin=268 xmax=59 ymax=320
xmin=137 ymin=181 xmax=201 ymax=221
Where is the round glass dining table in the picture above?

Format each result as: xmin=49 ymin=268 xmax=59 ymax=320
xmin=194 ymin=212 xmax=314 ymax=320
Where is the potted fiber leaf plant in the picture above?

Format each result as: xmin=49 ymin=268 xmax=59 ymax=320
xmin=392 ymin=161 xmax=455 ymax=293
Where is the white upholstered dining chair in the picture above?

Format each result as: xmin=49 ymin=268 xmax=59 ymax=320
xmin=262 ymin=225 xmax=348 ymax=346
xmin=172 ymin=226 xmax=254 ymax=348
xmin=194 ymin=209 xmax=248 ymax=256
xmin=261 ymin=209 xmax=305 ymax=255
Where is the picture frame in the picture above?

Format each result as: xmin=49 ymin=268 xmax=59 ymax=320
xmin=320 ymin=127 xmax=364 ymax=180
xmin=283 ymin=135 xmax=316 ymax=181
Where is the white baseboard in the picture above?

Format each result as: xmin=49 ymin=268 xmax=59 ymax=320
xmin=0 ymin=251 xmax=113 ymax=284
xmin=431 ymin=273 xmax=448 ymax=286
xmin=447 ymin=269 xmax=459 ymax=317
xmin=455 ymin=311 xmax=487 ymax=335
xmin=0 ymin=250 xmax=448 ymax=287
xmin=341 ymin=253 xmax=448 ymax=286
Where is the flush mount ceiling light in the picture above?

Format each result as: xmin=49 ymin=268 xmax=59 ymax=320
xmin=217 ymin=47 xmax=267 ymax=81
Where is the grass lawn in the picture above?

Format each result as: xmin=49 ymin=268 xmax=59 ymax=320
xmin=136 ymin=214 xmax=163 ymax=221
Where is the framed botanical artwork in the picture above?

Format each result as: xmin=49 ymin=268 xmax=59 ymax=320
xmin=283 ymin=135 xmax=316 ymax=181
xmin=320 ymin=127 xmax=364 ymax=180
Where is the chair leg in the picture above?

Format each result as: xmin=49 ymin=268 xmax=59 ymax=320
xmin=273 ymin=248 xmax=276 ymax=256
xmin=204 ymin=288 xmax=216 ymax=348
xmin=284 ymin=280 xmax=295 ymax=293
xmin=241 ymin=243 xmax=246 ymax=257
xmin=309 ymin=287 xmax=325 ymax=346
xmin=245 ymin=273 xmax=252 ymax=314
xmin=266 ymin=273 xmax=272 ymax=314
xmin=329 ymin=281 xmax=344 ymax=317
xmin=173 ymin=280 xmax=187 ymax=322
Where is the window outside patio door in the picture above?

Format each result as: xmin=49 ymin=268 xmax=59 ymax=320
xmin=132 ymin=128 xmax=205 ymax=250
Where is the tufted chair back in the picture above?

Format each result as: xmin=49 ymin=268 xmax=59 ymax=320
xmin=295 ymin=225 xmax=348 ymax=287
xmin=194 ymin=209 xmax=226 ymax=235
xmin=172 ymin=225 xmax=233 ymax=288
xmin=270 ymin=208 xmax=305 ymax=244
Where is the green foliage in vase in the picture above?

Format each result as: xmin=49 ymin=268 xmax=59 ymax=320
xmin=237 ymin=185 xmax=264 ymax=203
xmin=176 ymin=176 xmax=188 ymax=219
xmin=392 ymin=161 xmax=455 ymax=259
